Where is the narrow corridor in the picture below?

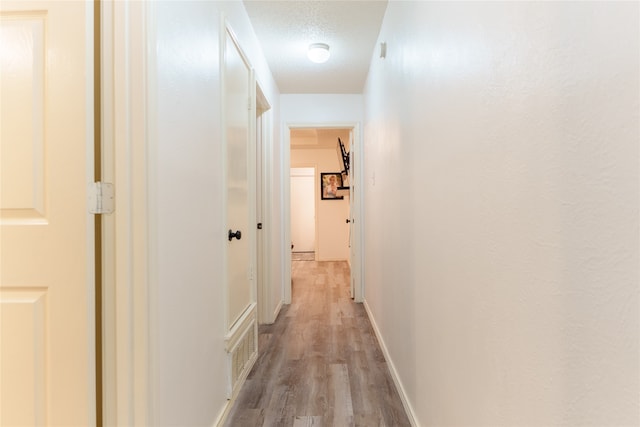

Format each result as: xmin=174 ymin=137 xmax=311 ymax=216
xmin=225 ymin=260 xmax=410 ymax=426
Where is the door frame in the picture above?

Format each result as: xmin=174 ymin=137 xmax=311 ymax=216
xmin=256 ymin=84 xmax=273 ymax=325
xmin=282 ymin=122 xmax=364 ymax=304
xmin=101 ymin=0 xmax=151 ymax=424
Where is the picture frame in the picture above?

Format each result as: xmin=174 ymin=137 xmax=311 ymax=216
xmin=321 ymin=172 xmax=344 ymax=200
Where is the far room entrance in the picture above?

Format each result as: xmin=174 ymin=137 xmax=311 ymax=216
xmin=287 ymin=126 xmax=362 ymax=301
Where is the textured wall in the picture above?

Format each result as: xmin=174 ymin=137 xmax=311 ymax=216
xmin=363 ymin=2 xmax=639 ymax=425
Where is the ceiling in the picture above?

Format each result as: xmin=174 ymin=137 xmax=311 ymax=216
xmin=290 ymin=128 xmax=350 ymax=149
xmin=243 ymin=1 xmax=388 ymax=94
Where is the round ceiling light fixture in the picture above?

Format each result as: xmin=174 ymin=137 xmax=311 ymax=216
xmin=307 ymin=43 xmax=330 ymax=63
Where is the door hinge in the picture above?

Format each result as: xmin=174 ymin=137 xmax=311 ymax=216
xmin=88 ymin=182 xmax=115 ymax=214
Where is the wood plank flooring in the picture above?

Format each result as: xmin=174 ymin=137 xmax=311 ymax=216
xmin=224 ymin=260 xmax=411 ymax=427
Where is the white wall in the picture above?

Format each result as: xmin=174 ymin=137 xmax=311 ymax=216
xmin=363 ymin=2 xmax=639 ymax=426
xmin=291 ymin=148 xmax=349 ymax=260
xmin=148 ymin=2 xmax=279 ymax=424
xmin=280 ymin=94 xmax=364 ymax=124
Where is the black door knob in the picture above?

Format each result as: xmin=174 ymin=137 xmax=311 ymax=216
xmin=228 ymin=229 xmax=242 ymax=241
xmin=346 ymin=219 xmax=351 ymax=223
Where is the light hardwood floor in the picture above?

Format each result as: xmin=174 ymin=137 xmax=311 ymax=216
xmin=224 ymin=260 xmax=411 ymax=427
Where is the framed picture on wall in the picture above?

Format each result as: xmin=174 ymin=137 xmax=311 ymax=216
xmin=321 ymin=172 xmax=344 ymax=200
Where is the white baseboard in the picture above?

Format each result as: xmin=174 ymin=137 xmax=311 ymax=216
xmin=363 ymin=300 xmax=419 ymax=427
xmin=213 ymin=399 xmax=232 ymax=427
xmin=272 ymin=299 xmax=283 ymax=323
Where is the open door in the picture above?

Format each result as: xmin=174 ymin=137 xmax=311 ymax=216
xmin=0 ymin=1 xmax=96 ymax=424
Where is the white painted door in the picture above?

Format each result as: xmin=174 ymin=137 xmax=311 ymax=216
xmin=255 ymin=86 xmax=271 ymax=324
xmin=0 ymin=1 xmax=95 ymax=425
xmin=225 ymin=27 xmax=252 ymax=328
xmin=256 ymin=105 xmax=265 ymax=322
xmin=290 ymin=168 xmax=315 ymax=253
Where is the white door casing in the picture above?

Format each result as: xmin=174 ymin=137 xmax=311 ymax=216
xmin=0 ymin=1 xmax=96 ymax=425
xmin=255 ymin=85 xmax=272 ymax=325
xmin=100 ymin=0 xmax=150 ymax=424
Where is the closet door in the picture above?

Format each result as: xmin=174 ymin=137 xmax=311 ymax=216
xmin=224 ymin=25 xmax=253 ymax=328
xmin=0 ymin=1 xmax=96 ymax=424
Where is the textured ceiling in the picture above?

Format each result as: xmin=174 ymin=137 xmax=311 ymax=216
xmin=243 ymin=1 xmax=388 ymax=94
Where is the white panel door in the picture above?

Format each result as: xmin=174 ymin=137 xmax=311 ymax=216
xmin=0 ymin=1 xmax=95 ymax=425
xmin=225 ymin=28 xmax=252 ymax=328
xmin=290 ymin=168 xmax=315 ymax=252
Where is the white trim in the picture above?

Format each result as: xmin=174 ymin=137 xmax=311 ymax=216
xmin=256 ymin=86 xmax=273 ymax=325
xmin=248 ymin=66 xmax=258 ymax=310
xmin=140 ymin=2 xmax=154 ymax=424
xmin=213 ymin=399 xmax=233 ymax=427
xmin=272 ymin=299 xmax=283 ymax=322
xmin=219 ymin=11 xmax=229 ymax=340
xmin=264 ymin=107 xmax=277 ymax=322
xmin=102 ymin=0 xmax=152 ymax=424
xmin=363 ymin=301 xmax=418 ymax=427
xmin=256 ymin=108 xmax=266 ymax=323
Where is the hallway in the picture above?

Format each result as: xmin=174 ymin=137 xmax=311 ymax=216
xmin=225 ymin=260 xmax=410 ymax=426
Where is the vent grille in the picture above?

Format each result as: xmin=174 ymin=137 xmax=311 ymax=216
xmin=231 ymin=323 xmax=256 ymax=390
xmin=225 ymin=305 xmax=258 ymax=399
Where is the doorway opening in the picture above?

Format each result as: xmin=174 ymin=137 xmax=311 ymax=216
xmin=285 ymin=125 xmax=362 ymax=303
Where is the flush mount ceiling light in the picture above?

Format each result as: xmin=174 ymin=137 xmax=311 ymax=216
xmin=307 ymin=43 xmax=330 ymax=63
